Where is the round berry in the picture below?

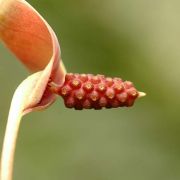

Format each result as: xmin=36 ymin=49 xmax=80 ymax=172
xmin=83 ymin=99 xmax=92 ymax=109
xmin=89 ymin=91 xmax=99 ymax=102
xmin=59 ymin=85 xmax=71 ymax=97
xmin=99 ymin=97 xmax=108 ymax=107
xmin=70 ymin=79 xmax=81 ymax=88
xmin=97 ymin=83 xmax=106 ymax=92
xmin=74 ymin=89 xmax=85 ymax=100
xmin=105 ymin=88 xmax=115 ymax=99
xmin=83 ymin=82 xmax=94 ymax=92
xmin=65 ymin=97 xmax=75 ymax=108
xmin=116 ymin=92 xmax=127 ymax=103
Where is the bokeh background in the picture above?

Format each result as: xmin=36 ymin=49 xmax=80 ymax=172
xmin=1 ymin=0 xmax=180 ymax=179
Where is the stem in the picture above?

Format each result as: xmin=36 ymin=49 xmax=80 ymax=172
xmin=0 ymin=106 xmax=22 ymax=180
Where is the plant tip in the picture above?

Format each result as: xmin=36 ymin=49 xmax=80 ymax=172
xmin=138 ymin=92 xmax=146 ymax=98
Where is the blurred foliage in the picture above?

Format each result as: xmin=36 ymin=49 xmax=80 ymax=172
xmin=1 ymin=0 xmax=180 ymax=180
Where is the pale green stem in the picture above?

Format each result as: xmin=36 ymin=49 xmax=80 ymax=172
xmin=0 ymin=104 xmax=23 ymax=180
xmin=0 ymin=112 xmax=22 ymax=180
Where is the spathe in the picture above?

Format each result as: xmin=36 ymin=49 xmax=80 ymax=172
xmin=0 ymin=1 xmax=66 ymax=180
xmin=0 ymin=0 xmax=66 ymax=113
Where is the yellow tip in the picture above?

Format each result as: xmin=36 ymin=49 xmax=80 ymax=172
xmin=138 ymin=92 xmax=146 ymax=98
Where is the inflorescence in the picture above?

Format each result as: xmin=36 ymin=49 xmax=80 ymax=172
xmin=49 ymin=73 xmax=144 ymax=110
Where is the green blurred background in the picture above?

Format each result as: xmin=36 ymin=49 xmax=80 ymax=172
xmin=1 ymin=0 xmax=180 ymax=179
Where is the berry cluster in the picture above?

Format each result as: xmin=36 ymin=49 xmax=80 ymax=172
xmin=55 ymin=73 xmax=140 ymax=110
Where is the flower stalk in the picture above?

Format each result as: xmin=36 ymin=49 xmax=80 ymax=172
xmin=0 ymin=106 xmax=22 ymax=180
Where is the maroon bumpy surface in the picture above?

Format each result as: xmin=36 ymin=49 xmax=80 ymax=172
xmin=56 ymin=73 xmax=139 ymax=110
